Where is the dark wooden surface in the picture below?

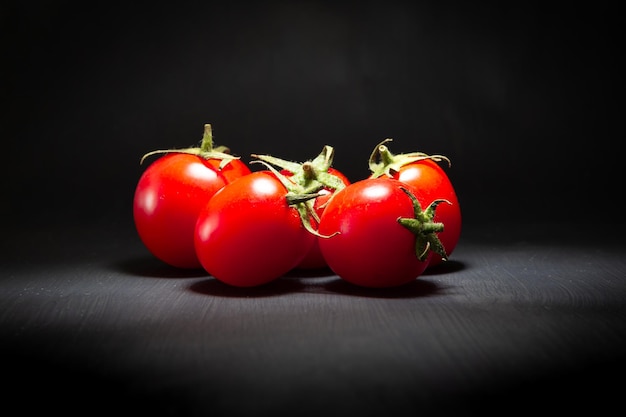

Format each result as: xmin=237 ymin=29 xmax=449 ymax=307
xmin=2 ymin=221 xmax=625 ymax=416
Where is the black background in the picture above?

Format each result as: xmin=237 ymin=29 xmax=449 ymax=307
xmin=2 ymin=2 xmax=625 ymax=416
xmin=2 ymin=0 xmax=623 ymax=230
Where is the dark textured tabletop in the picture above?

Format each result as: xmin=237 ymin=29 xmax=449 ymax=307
xmin=2 ymin=221 xmax=624 ymax=416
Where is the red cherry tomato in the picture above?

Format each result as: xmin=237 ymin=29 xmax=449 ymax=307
xmin=318 ymin=178 xmax=446 ymax=288
xmin=194 ymin=171 xmax=316 ymax=287
xmin=133 ymin=153 xmax=251 ymax=269
xmin=369 ymin=139 xmax=461 ymax=268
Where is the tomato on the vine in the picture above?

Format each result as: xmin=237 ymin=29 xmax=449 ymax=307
xmin=318 ymin=177 xmax=448 ymax=288
xmin=133 ymin=124 xmax=251 ymax=269
xmin=368 ymin=139 xmax=462 ymax=268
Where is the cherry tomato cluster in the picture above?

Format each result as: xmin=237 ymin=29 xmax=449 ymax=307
xmin=133 ymin=124 xmax=462 ymax=288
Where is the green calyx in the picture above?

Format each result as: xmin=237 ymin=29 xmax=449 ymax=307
xmin=251 ymin=145 xmax=346 ymax=239
xmin=139 ymin=123 xmax=241 ymax=169
xmin=368 ymin=138 xmax=451 ymax=178
xmin=252 ymin=145 xmax=346 ymax=194
xmin=396 ymin=186 xmax=450 ymax=262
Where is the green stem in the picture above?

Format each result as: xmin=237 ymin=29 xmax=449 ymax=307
xmin=302 ymin=162 xmax=316 ymax=181
xmin=377 ymin=143 xmax=396 ymax=167
xmin=200 ymin=123 xmax=213 ymax=152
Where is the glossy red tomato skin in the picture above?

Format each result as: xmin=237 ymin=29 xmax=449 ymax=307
xmin=194 ymin=171 xmax=316 ymax=287
xmin=393 ymin=159 xmax=462 ymax=267
xmin=133 ymin=153 xmax=251 ymax=269
xmin=294 ymin=167 xmax=351 ymax=270
xmin=318 ymin=178 xmax=430 ymax=288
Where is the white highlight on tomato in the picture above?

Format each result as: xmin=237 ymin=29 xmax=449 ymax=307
xmin=138 ymin=189 xmax=158 ymax=215
xmin=362 ymin=183 xmax=389 ymax=200
xmin=251 ymin=176 xmax=278 ymax=196
xmin=185 ymin=162 xmax=218 ymax=181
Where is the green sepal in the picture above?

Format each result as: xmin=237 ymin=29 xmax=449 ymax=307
xmin=140 ymin=147 xmax=240 ymax=168
xmin=368 ymin=138 xmax=451 ymax=178
xmin=248 ymin=153 xmax=303 ymax=174
xmin=252 ymin=145 xmax=346 ymax=195
xmin=139 ymin=123 xmax=241 ymax=169
xmin=250 ymin=160 xmax=337 ymax=239
xmin=309 ymin=168 xmax=346 ymax=194
xmin=291 ymin=196 xmax=338 ymax=239
xmin=396 ymin=186 xmax=450 ymax=262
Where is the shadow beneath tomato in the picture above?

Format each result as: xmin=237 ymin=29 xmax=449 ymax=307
xmin=111 ymin=256 xmax=209 ymax=279
xmin=283 ymin=267 xmax=336 ymax=278
xmin=189 ymin=276 xmax=306 ymax=298
xmin=319 ymin=277 xmax=448 ymax=299
xmin=421 ymin=259 xmax=466 ymax=276
xmin=187 ymin=273 xmax=453 ymax=299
